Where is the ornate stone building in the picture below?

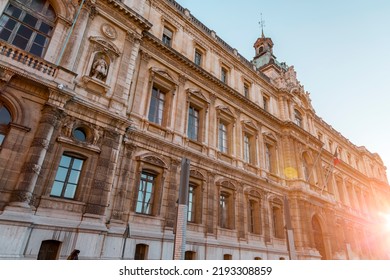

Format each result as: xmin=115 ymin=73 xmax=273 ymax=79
xmin=0 ymin=0 xmax=389 ymax=260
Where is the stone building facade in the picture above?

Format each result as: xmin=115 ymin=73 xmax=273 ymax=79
xmin=0 ymin=0 xmax=389 ymax=260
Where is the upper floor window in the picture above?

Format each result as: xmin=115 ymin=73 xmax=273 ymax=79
xmin=194 ymin=49 xmax=202 ymax=66
xmin=0 ymin=103 xmax=12 ymax=146
xmin=50 ymin=154 xmax=85 ymax=199
xmin=221 ymin=67 xmax=228 ymax=83
xmin=187 ymin=106 xmax=199 ymax=141
xmin=243 ymin=134 xmax=250 ymax=163
xmin=243 ymin=83 xmax=249 ymax=98
xmin=263 ymin=96 xmax=269 ymax=112
xmin=0 ymin=0 xmax=56 ymax=57
xmin=148 ymin=86 xmax=166 ymax=125
xmin=218 ymin=121 xmax=228 ymax=154
xmin=294 ymin=109 xmax=302 ymax=127
xmin=162 ymin=26 xmax=173 ymax=47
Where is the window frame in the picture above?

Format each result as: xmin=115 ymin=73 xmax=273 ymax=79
xmin=50 ymin=153 xmax=86 ymax=200
xmin=271 ymin=199 xmax=284 ymax=239
xmin=134 ymin=244 xmax=149 ymax=260
xmin=148 ymin=86 xmax=166 ymax=126
xmin=0 ymin=0 xmax=56 ymax=57
xmin=194 ymin=48 xmax=202 ymax=66
xmin=162 ymin=26 xmax=173 ymax=47
xmin=135 ymin=171 xmax=157 ymax=215
xmin=294 ymin=109 xmax=303 ymax=127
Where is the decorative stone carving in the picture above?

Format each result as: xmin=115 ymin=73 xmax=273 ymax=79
xmin=90 ymin=55 xmax=109 ymax=81
xmin=92 ymin=128 xmax=103 ymax=145
xmin=101 ymin=23 xmax=117 ymax=40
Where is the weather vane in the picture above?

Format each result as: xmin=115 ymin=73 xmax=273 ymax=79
xmin=258 ymin=13 xmax=265 ymax=37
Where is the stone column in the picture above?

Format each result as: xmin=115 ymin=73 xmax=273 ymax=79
xmin=110 ymin=31 xmax=142 ymax=113
xmin=11 ymin=104 xmax=63 ymax=208
xmin=164 ymin=159 xmax=180 ymax=229
xmin=83 ymin=129 xmax=122 ymax=219
xmin=206 ymin=172 xmax=216 ymax=235
xmin=60 ymin=0 xmax=95 ymax=71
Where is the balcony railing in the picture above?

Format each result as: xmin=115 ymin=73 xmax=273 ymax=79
xmin=0 ymin=42 xmax=57 ymax=77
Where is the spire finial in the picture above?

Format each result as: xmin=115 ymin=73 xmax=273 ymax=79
xmin=258 ymin=13 xmax=266 ymax=38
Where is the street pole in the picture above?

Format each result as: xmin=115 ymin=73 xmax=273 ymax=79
xmin=173 ymin=158 xmax=190 ymax=260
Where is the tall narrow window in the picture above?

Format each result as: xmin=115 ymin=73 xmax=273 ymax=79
xmin=244 ymin=84 xmax=249 ymax=98
xmin=243 ymin=134 xmax=250 ymax=163
xmin=187 ymin=106 xmax=199 ymax=141
xmin=221 ymin=67 xmax=227 ymax=83
xmin=263 ymin=96 xmax=269 ymax=112
xmin=0 ymin=0 xmax=56 ymax=57
xmin=50 ymin=154 xmax=84 ymax=199
xmin=136 ymin=172 xmax=156 ymax=215
xmin=134 ymin=244 xmax=148 ymax=260
xmin=148 ymin=87 xmax=165 ymax=125
xmin=248 ymin=200 xmax=256 ymax=233
xmin=272 ymin=205 xmax=284 ymax=238
xmin=0 ymin=103 xmax=12 ymax=146
xmin=187 ymin=184 xmax=196 ymax=222
xmin=162 ymin=26 xmax=173 ymax=46
xmin=194 ymin=49 xmax=202 ymax=66
xmin=218 ymin=121 xmax=228 ymax=153
xmin=219 ymin=192 xmax=233 ymax=229
xmin=294 ymin=109 xmax=302 ymax=127
xmin=265 ymin=144 xmax=271 ymax=171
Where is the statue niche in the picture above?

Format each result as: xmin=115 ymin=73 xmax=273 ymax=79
xmin=90 ymin=53 xmax=109 ymax=82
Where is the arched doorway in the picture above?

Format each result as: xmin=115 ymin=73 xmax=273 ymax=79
xmin=312 ymin=216 xmax=327 ymax=259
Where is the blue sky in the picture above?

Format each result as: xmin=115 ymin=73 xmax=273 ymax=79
xmin=176 ymin=0 xmax=390 ymax=174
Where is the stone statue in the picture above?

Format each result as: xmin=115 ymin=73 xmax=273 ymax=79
xmin=91 ymin=57 xmax=108 ymax=80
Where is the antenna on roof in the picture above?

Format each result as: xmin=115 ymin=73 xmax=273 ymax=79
xmin=258 ymin=13 xmax=266 ymax=38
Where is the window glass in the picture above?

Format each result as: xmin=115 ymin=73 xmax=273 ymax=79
xmin=136 ymin=172 xmax=156 ymax=214
xmin=188 ymin=106 xmax=199 ymax=141
xmin=73 ymin=128 xmax=87 ymax=142
xmin=0 ymin=0 xmax=56 ymax=57
xmin=148 ymin=87 xmax=165 ymax=125
xmin=51 ymin=154 xmax=84 ymax=199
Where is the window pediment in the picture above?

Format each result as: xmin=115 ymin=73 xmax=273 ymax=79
xmin=216 ymin=105 xmax=235 ymax=121
xmin=150 ymin=67 xmax=178 ymax=86
xmin=89 ymin=36 xmax=120 ymax=57
xmin=137 ymin=154 xmax=167 ymax=169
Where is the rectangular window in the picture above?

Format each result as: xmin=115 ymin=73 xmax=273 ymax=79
xmin=187 ymin=184 xmax=196 ymax=222
xmin=221 ymin=67 xmax=227 ymax=83
xmin=244 ymin=84 xmax=249 ymax=98
xmin=50 ymin=154 xmax=84 ymax=199
xmin=218 ymin=121 xmax=228 ymax=153
xmin=243 ymin=134 xmax=250 ymax=163
xmin=187 ymin=106 xmax=199 ymax=141
xmin=272 ymin=206 xmax=284 ymax=238
xmin=194 ymin=49 xmax=202 ymax=66
xmin=219 ymin=193 xmax=229 ymax=228
xmin=148 ymin=87 xmax=165 ymax=125
xmin=263 ymin=96 xmax=269 ymax=112
xmin=249 ymin=200 xmax=256 ymax=233
xmin=265 ymin=143 xmax=271 ymax=172
xmin=136 ymin=172 xmax=156 ymax=215
xmin=162 ymin=26 xmax=173 ymax=46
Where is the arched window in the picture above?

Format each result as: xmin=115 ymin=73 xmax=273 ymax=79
xmin=0 ymin=103 xmax=12 ymax=146
xmin=0 ymin=0 xmax=56 ymax=57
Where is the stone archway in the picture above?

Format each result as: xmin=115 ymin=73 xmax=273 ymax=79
xmin=312 ymin=216 xmax=327 ymax=259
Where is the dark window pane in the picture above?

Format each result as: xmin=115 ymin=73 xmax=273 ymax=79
xmin=17 ymin=25 xmax=33 ymax=38
xmin=30 ymin=43 xmax=43 ymax=57
xmin=39 ymin=22 xmax=52 ymax=35
xmin=0 ymin=106 xmax=12 ymax=125
xmin=22 ymin=14 xmax=38 ymax=28
xmin=0 ymin=29 xmax=12 ymax=41
xmin=6 ymin=5 xmax=22 ymax=18
xmin=13 ymin=34 xmax=29 ymax=49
